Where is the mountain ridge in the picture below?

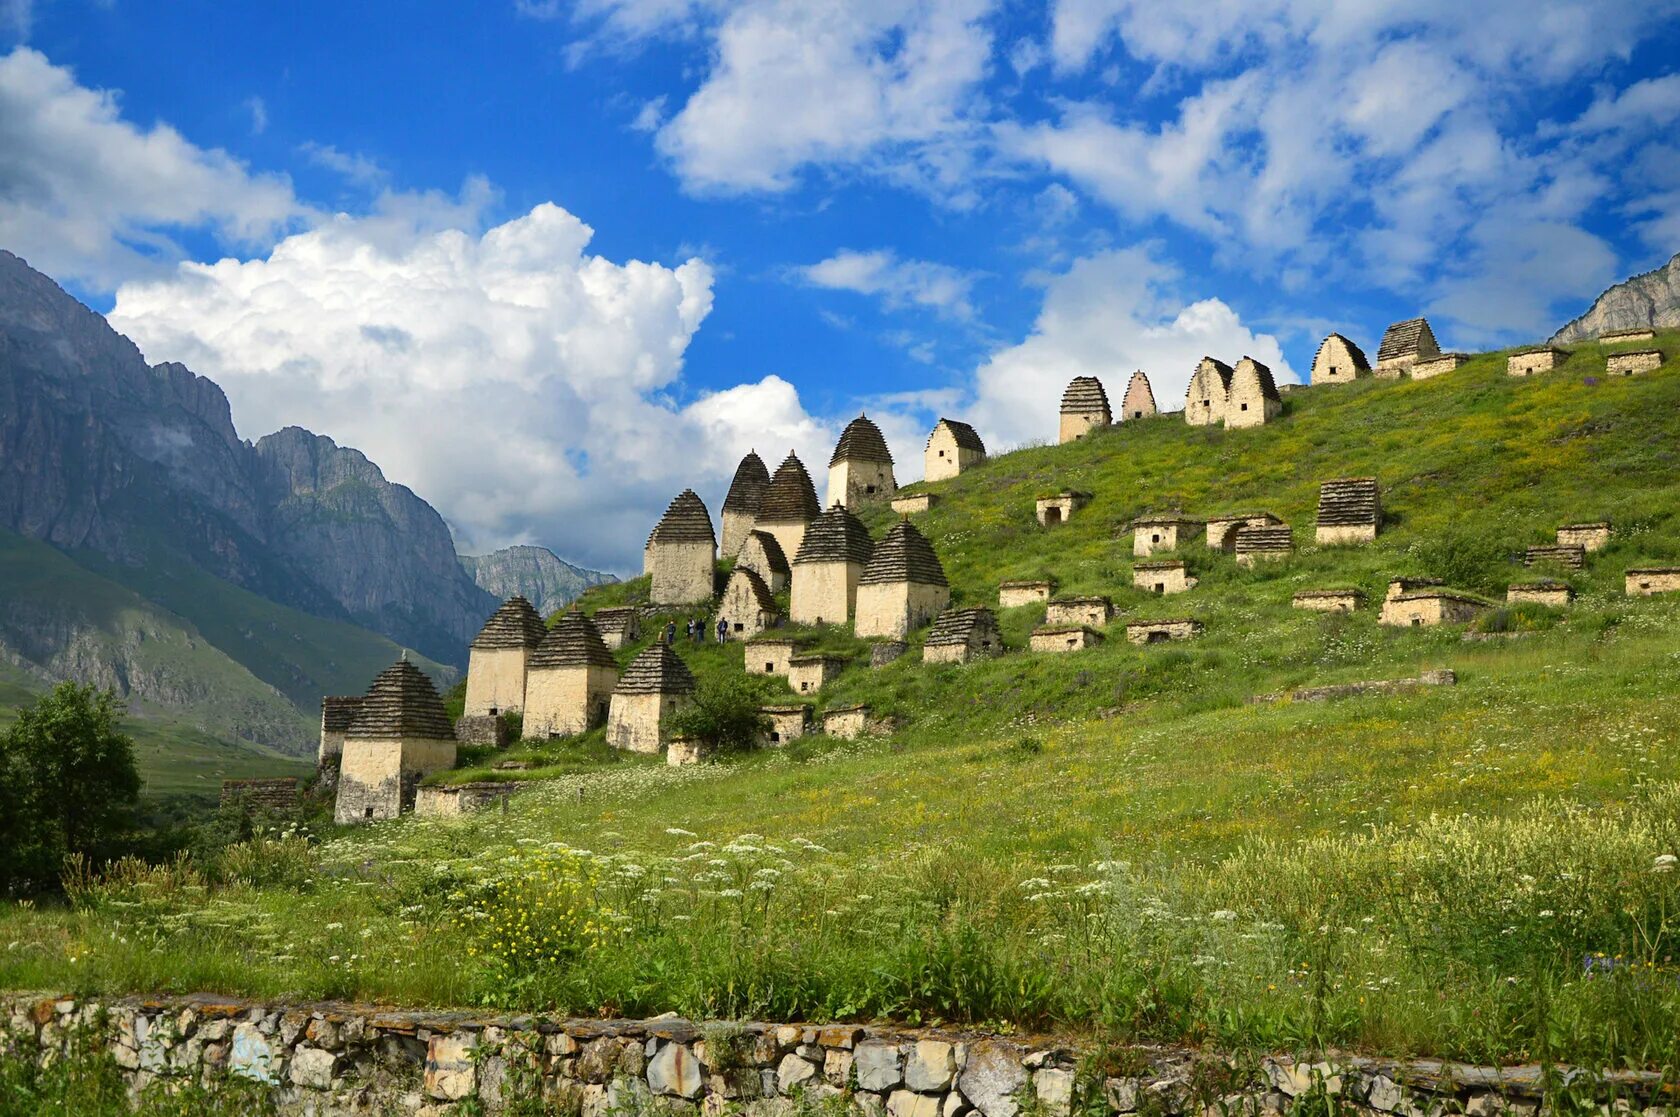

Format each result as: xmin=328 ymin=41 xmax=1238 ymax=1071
xmin=459 ymin=545 xmax=616 ymax=618
xmin=1550 ymin=250 xmax=1680 ymax=343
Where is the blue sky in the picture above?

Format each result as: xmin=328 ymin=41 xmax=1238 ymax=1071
xmin=4 ymin=0 xmax=1680 ymax=572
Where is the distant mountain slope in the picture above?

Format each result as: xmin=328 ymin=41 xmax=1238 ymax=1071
xmin=460 ymin=545 xmax=616 ymax=617
xmin=1550 ymin=251 xmax=1680 ymax=343
xmin=0 ymin=248 xmax=496 ymax=665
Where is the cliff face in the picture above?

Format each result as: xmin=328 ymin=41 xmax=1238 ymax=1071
xmin=459 ymin=545 xmax=615 ymax=617
xmin=0 ymin=249 xmax=494 ymax=667
xmin=1550 ymin=251 xmax=1680 ymax=343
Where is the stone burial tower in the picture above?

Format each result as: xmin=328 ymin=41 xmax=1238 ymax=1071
xmin=1315 ymin=477 xmax=1381 ymax=544
xmin=1310 ymin=333 xmax=1370 ymax=385
xmin=647 ymin=489 xmax=717 ymax=606
xmin=1185 ymin=357 xmax=1234 ymax=426
xmin=522 ymin=609 xmax=619 ymax=739
xmin=753 ymin=452 xmax=823 ymax=563
xmin=607 ymin=642 xmax=696 ymax=755
xmin=791 ymin=503 xmax=874 ymax=626
xmin=924 ymin=418 xmax=985 ymax=482
xmin=1058 ymin=376 xmax=1111 ymax=442
xmin=463 ymin=595 xmax=547 ymax=718
xmin=1374 ymin=317 xmax=1441 ymax=376
xmin=1121 ymin=371 xmax=1157 ymax=420
xmin=828 ymin=414 xmax=897 ymax=507
xmin=719 ymin=451 xmax=771 ymax=559
xmin=854 ymin=519 xmax=950 ymax=639
xmin=334 ymin=658 xmax=457 ymax=825
xmin=1225 ymin=357 xmax=1282 ymax=428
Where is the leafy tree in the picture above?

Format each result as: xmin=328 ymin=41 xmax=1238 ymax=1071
xmin=0 ymin=682 xmax=141 ymax=894
xmin=668 ymin=674 xmax=773 ymax=755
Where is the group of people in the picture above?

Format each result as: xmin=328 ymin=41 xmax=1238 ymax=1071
xmin=662 ymin=615 xmax=730 ymax=646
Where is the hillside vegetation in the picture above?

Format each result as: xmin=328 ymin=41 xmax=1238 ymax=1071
xmin=8 ymin=333 xmax=1680 ymax=1068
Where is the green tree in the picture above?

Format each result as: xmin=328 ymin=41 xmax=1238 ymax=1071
xmin=0 ymin=682 xmax=141 ymax=893
xmin=668 ymin=674 xmax=773 ymax=755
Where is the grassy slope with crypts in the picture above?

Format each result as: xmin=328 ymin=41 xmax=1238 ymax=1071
xmin=10 ymin=335 xmax=1680 ymax=1065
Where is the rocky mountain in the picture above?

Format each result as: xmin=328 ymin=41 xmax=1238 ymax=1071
xmin=460 ymin=545 xmax=615 ymax=617
xmin=0 ymin=249 xmax=496 ymax=666
xmin=1550 ymin=251 xmax=1680 ymax=343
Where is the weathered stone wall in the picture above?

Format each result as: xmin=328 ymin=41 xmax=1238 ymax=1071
xmin=1311 ymin=335 xmax=1366 ymax=385
xmin=1556 ymin=523 xmax=1611 ymax=552
xmin=1224 ymin=367 xmax=1280 ymax=429
xmin=650 ymin=541 xmax=717 ymax=607
xmin=219 ymin=778 xmax=298 ymax=812
xmin=525 ymin=664 xmax=617 ymax=739
xmin=925 ymin=428 xmax=981 ymax=481
xmin=1058 ymin=410 xmax=1106 ymax=443
xmin=822 ymin=707 xmax=896 ymax=738
xmin=759 ymin=706 xmax=811 ymax=745
xmin=0 ymin=994 xmax=1666 ymax=1117
xmin=1044 ymin=599 xmax=1111 ymax=627
xmin=1184 ymin=364 xmax=1226 ymax=426
xmin=1206 ymin=515 xmax=1275 ymax=551
xmin=1134 ymin=522 xmax=1192 ymax=557
xmin=1293 ymin=591 xmax=1363 ymax=613
xmin=745 ymin=640 xmax=798 ymax=678
xmin=454 ymin=715 xmax=510 ymax=748
xmin=334 ymin=737 xmax=458 ymax=825
xmin=1507 ymin=584 xmax=1573 ymax=607
xmin=464 ymin=646 xmax=530 ymax=718
xmin=891 ymin=493 xmax=936 ymax=515
xmin=1030 ymin=626 xmax=1101 ymax=653
xmin=854 ymin=582 xmax=950 ymax=640
xmin=721 ymin=510 xmax=758 ymax=562
xmin=787 ymin=658 xmax=841 ymax=695
xmin=755 ymin=521 xmax=811 ymax=571
xmin=1607 ymin=350 xmax=1663 ymax=376
xmin=791 ymin=561 xmax=861 ymax=626
xmin=1379 ymin=595 xmax=1485 ymax=627
xmin=1035 ymin=494 xmax=1087 ymax=527
xmin=1134 ymin=565 xmax=1195 ymax=594
xmin=997 ymin=581 xmax=1052 ymax=608
xmin=737 ymin=535 xmax=790 ymax=594
xmin=1125 ymin=620 xmax=1201 ymax=645
xmin=719 ymin=574 xmax=779 ymax=639
xmin=606 ymin=691 xmax=684 ymax=754
xmin=414 ymin=781 xmax=521 ymax=818
xmin=1409 ymin=354 xmax=1467 ymax=380
xmin=829 ymin=460 xmax=897 ymax=507
xmin=1626 ymin=568 xmax=1680 ymax=596
xmin=1506 ymin=349 xmax=1566 ymax=376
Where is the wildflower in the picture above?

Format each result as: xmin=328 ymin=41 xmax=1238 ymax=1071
xmin=665 ymin=828 xmax=697 ymax=838
xmin=1655 ymin=854 xmax=1678 ymax=873
xmin=1210 ymin=910 xmax=1238 ymax=922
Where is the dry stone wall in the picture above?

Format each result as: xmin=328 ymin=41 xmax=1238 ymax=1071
xmin=7 ymin=994 xmax=1657 ymax=1117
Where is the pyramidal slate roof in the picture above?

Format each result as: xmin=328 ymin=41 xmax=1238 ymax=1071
xmin=346 ymin=659 xmax=455 ymax=740
xmin=860 ymin=520 xmax=948 ymax=587
xmin=1316 ymin=477 xmax=1380 ymax=528
xmin=793 ymin=504 xmax=874 ymax=566
xmin=471 ymin=595 xmax=548 ymax=650
xmin=742 ymin=529 xmax=791 ymax=575
xmin=757 ymin=452 xmax=822 ymax=523
xmin=530 ymin=610 xmax=617 ymax=670
xmin=1314 ymin=333 xmax=1370 ymax=372
xmin=1060 ymin=376 xmax=1111 ymax=415
xmin=721 ymin=452 xmax=771 ymax=514
xmin=1233 ymin=356 xmax=1282 ymax=401
xmin=1376 ymin=318 xmax=1440 ymax=363
xmin=924 ymin=606 xmax=999 ymax=647
xmin=1195 ymin=356 xmax=1235 ymax=388
xmin=727 ymin=566 xmax=779 ymax=614
xmin=321 ymin=695 xmax=363 ymax=733
xmin=831 ymin=414 xmax=894 ymax=466
xmin=649 ymin=489 xmax=716 ymax=546
xmin=615 ymin=642 xmax=697 ymax=696
xmin=929 ymin=418 xmax=985 ymax=453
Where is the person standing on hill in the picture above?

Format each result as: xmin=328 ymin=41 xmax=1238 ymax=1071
xmin=664 ymin=620 xmax=677 ymax=646
xmin=715 ymin=617 xmax=728 ymax=643
xmin=684 ymin=618 xmax=695 ymax=643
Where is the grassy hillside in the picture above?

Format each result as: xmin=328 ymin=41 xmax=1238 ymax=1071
xmin=0 ymin=528 xmax=445 ymax=786
xmin=8 ymin=334 xmax=1680 ymax=1067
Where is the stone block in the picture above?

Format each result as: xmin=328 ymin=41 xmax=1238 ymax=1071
xmin=649 ymin=1041 xmax=705 ymax=1098
xmin=825 ymin=1048 xmax=855 ymax=1086
xmin=889 ymin=1089 xmax=945 ymax=1117
xmin=229 ymin=1022 xmax=277 ymax=1084
xmin=290 ymin=1045 xmax=337 ymax=1090
xmin=779 ymin=1054 xmax=820 ymax=1094
xmin=856 ymin=1041 xmax=905 ymax=1092
xmin=1033 ymin=1068 xmax=1075 ymax=1117
xmin=905 ymin=1040 xmax=956 ymax=1093
xmin=957 ymin=1039 xmax=1025 ymax=1117
xmin=426 ymin=1033 xmax=477 ymax=1101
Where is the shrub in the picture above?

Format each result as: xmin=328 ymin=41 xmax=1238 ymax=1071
xmin=667 ymin=675 xmax=773 ymax=754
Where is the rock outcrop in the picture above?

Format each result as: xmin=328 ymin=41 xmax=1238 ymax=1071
xmin=0 ymin=248 xmax=502 ymax=667
xmin=459 ymin=545 xmax=614 ymax=618
xmin=1550 ymin=251 xmax=1680 ymax=344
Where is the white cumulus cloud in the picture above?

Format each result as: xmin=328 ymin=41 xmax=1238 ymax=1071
xmin=797 ymin=248 xmax=979 ymax=319
xmin=108 ymin=201 xmax=836 ymax=572
xmin=967 ymin=247 xmax=1294 ymax=450
xmin=0 ymin=47 xmax=306 ymax=288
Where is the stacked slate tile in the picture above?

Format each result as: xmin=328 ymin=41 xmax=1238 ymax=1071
xmin=616 ymin=643 xmax=697 ymax=696
xmin=923 ymin=607 xmax=1001 ymax=652
xmin=347 ymin=660 xmax=455 ymax=740
xmin=1376 ymin=317 xmax=1440 ymax=365
xmin=321 ymin=695 xmax=364 ymax=732
xmin=743 ymin=530 xmax=791 ymax=578
xmin=721 ymin=452 xmax=771 ymax=518
xmin=1060 ymin=375 xmax=1112 ymax=418
xmin=860 ymin=521 xmax=948 ymax=587
xmin=1524 ymin=544 xmax=1586 ymax=570
xmin=530 ymin=610 xmax=617 ymax=670
xmin=831 ymin=414 xmax=894 ymax=465
xmin=793 ymin=504 xmax=874 ymax=566
xmin=731 ymin=566 xmax=779 ymax=615
xmin=1234 ymin=525 xmax=1295 ymax=561
xmin=1316 ymin=478 xmax=1381 ymax=532
xmin=649 ymin=489 xmax=717 ymax=545
xmin=759 ymin=453 xmax=822 ymax=523
xmin=932 ymin=418 xmax=985 ymax=453
xmin=471 ymin=595 xmax=548 ymax=650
